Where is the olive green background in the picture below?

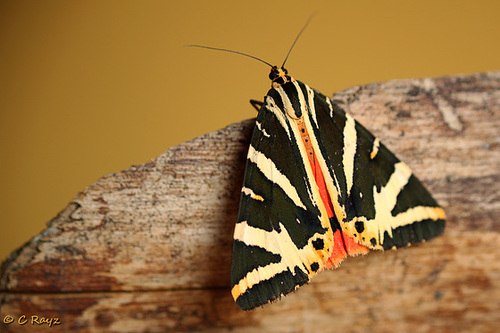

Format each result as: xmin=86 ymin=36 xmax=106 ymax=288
xmin=1 ymin=1 xmax=499 ymax=261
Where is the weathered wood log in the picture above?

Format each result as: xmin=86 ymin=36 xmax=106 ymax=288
xmin=1 ymin=72 xmax=499 ymax=333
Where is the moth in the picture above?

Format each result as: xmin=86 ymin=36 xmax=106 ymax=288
xmin=230 ymin=63 xmax=445 ymax=310
xmin=190 ymin=23 xmax=445 ymax=311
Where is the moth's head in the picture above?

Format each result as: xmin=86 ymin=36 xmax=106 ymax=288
xmin=269 ymin=66 xmax=293 ymax=87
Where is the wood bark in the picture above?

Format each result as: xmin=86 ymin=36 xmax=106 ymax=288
xmin=1 ymin=72 xmax=499 ymax=333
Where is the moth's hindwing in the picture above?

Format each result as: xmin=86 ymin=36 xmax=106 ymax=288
xmin=231 ymin=79 xmax=445 ymax=311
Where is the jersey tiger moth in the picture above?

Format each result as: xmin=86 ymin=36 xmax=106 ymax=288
xmin=231 ymin=65 xmax=445 ymax=310
xmin=189 ymin=22 xmax=446 ymax=311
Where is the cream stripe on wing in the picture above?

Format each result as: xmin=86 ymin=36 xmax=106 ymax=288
xmin=265 ymin=95 xmax=291 ymax=140
xmin=232 ymin=221 xmax=321 ymax=300
xmin=255 ymin=121 xmax=271 ymax=138
xmin=390 ymin=206 xmax=446 ymax=230
xmin=370 ymin=138 xmax=380 ymax=159
xmin=348 ymin=203 xmax=445 ymax=249
xmin=275 ymin=84 xmax=302 ymax=120
xmin=348 ymin=161 xmax=428 ymax=247
xmin=299 ymin=90 xmax=345 ymax=221
xmin=372 ymin=162 xmax=412 ymax=243
xmin=293 ymin=81 xmax=307 ymax=109
xmin=241 ymin=187 xmax=264 ymax=202
xmin=248 ymin=145 xmax=306 ymax=210
xmin=305 ymin=85 xmax=319 ymax=127
xmin=343 ymin=113 xmax=357 ymax=197
xmin=325 ymin=96 xmax=335 ymax=118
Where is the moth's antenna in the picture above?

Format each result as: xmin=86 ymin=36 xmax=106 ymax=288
xmin=281 ymin=13 xmax=316 ymax=69
xmin=185 ymin=45 xmax=273 ymax=68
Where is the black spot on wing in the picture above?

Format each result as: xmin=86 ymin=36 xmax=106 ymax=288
xmin=310 ymin=262 xmax=320 ymax=272
xmin=355 ymin=221 xmax=365 ymax=233
xmin=312 ymin=239 xmax=324 ymax=250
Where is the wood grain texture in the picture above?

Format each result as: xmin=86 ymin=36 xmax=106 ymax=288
xmin=1 ymin=72 xmax=499 ymax=333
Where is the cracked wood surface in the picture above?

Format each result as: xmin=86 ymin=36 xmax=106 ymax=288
xmin=1 ymin=72 xmax=499 ymax=333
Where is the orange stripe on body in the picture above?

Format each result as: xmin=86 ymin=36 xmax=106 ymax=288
xmin=297 ymin=118 xmax=369 ymax=270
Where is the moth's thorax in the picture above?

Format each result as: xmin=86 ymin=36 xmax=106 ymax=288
xmin=269 ymin=66 xmax=294 ymax=87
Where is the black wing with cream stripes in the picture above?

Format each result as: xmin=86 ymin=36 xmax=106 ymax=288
xmin=231 ymin=74 xmax=445 ymax=311
xmin=312 ymin=95 xmax=445 ymax=250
